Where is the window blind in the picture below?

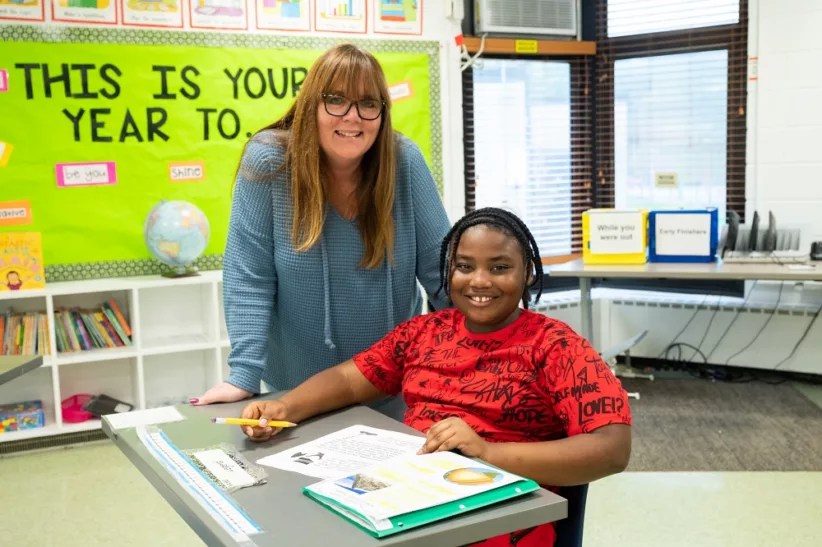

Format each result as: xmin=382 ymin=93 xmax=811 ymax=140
xmin=594 ymin=0 xmax=748 ymax=222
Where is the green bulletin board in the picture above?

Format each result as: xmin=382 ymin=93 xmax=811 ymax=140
xmin=0 ymin=26 xmax=441 ymax=282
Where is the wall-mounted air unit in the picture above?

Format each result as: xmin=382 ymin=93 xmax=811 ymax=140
xmin=475 ymin=0 xmax=579 ymax=38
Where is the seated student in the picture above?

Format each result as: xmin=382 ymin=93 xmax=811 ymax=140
xmin=240 ymin=207 xmax=632 ymax=547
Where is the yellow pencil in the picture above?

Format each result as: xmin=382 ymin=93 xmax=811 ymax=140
xmin=210 ymin=417 xmax=297 ymax=428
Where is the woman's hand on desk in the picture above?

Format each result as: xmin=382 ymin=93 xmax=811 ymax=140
xmin=241 ymin=399 xmax=290 ymax=442
xmin=189 ymin=382 xmax=253 ymax=406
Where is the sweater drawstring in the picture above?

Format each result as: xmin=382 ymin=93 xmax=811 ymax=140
xmin=320 ymin=234 xmax=336 ymax=350
xmin=385 ymin=256 xmax=394 ymax=334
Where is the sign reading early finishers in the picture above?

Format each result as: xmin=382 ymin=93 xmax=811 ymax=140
xmin=654 ymin=214 xmax=712 ymax=256
xmin=648 ymin=209 xmax=718 ymax=262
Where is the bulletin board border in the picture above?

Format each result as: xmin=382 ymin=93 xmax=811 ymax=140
xmin=1 ymin=25 xmax=442 ymax=283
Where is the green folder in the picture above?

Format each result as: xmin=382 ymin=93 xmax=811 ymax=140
xmin=303 ymin=462 xmax=541 ymax=538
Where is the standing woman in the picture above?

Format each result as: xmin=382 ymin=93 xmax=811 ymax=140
xmin=192 ymin=44 xmax=451 ymax=406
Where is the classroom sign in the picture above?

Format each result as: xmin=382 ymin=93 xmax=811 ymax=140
xmin=0 ymin=26 xmax=439 ymax=281
xmin=581 ymin=208 xmax=648 ymax=265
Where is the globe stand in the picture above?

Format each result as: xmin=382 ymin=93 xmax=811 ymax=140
xmin=161 ymin=265 xmax=201 ymax=279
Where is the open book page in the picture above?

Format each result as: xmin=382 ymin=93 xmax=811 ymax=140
xmin=256 ymin=425 xmax=424 ymax=479
xmin=305 ymin=451 xmax=529 ymax=530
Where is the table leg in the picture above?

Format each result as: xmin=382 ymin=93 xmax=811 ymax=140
xmin=579 ymin=277 xmax=594 ymax=347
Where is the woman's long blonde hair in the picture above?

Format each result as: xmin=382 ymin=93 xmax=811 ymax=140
xmin=264 ymin=44 xmax=396 ymax=268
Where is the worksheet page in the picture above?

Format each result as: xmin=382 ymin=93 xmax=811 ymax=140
xmin=256 ymin=425 xmax=424 ymax=479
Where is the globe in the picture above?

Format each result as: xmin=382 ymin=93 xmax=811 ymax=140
xmin=144 ymin=200 xmax=210 ymax=276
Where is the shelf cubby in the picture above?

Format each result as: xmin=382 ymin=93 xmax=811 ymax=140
xmin=143 ymin=349 xmax=217 ymax=409
xmin=139 ymin=282 xmax=217 ymax=350
xmin=0 ymin=271 xmax=226 ymax=444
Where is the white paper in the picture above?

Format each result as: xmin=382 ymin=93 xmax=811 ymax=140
xmin=588 ymin=211 xmax=645 ymax=254
xmin=256 ymin=425 xmax=423 ymax=479
xmin=105 ymin=406 xmax=185 ymax=430
xmin=190 ymin=448 xmax=257 ymax=490
xmin=655 ymin=213 xmax=712 ymax=256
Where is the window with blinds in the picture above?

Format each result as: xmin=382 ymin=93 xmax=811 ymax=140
xmin=463 ymin=57 xmax=592 ymax=262
xmin=461 ymin=0 xmax=746 ymax=289
xmin=591 ymin=0 xmax=747 ymax=295
xmin=594 ymin=0 xmax=748 ymax=222
xmin=607 ymin=0 xmax=740 ymax=37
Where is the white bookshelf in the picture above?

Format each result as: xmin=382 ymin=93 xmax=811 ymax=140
xmin=0 ymin=270 xmax=227 ymax=443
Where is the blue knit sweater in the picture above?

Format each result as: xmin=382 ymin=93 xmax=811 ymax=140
xmin=223 ymin=130 xmax=451 ymax=392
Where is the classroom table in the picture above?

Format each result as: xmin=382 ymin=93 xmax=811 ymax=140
xmin=548 ymin=258 xmax=822 ymax=348
xmin=103 ymin=399 xmax=568 ymax=547
xmin=0 ymin=355 xmax=43 ymax=386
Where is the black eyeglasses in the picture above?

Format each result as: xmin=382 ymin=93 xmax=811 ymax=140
xmin=321 ymin=93 xmax=385 ymax=121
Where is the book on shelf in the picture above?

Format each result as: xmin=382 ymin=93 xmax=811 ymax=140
xmin=302 ymin=450 xmax=540 ymax=538
xmin=56 ymin=309 xmax=81 ymax=352
xmin=105 ymin=298 xmax=132 ymax=337
xmin=0 ymin=310 xmax=50 ymax=355
xmin=102 ymin=306 xmax=132 ymax=346
xmin=93 ymin=311 xmax=119 ymax=348
xmin=72 ymin=311 xmax=93 ymax=350
xmin=0 ymin=232 xmax=46 ymax=292
xmin=79 ymin=312 xmax=105 ymax=349
xmin=52 ymin=301 xmax=132 ymax=353
xmin=97 ymin=310 xmax=118 ymax=348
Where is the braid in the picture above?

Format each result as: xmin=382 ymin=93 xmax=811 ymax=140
xmin=436 ymin=207 xmax=543 ymax=309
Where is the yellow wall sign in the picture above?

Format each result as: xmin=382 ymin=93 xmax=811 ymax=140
xmin=514 ymin=40 xmax=539 ymax=54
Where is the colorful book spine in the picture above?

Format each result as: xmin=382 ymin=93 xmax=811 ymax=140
xmin=53 ymin=313 xmax=66 ymax=353
xmin=95 ymin=312 xmax=122 ymax=347
xmin=39 ymin=313 xmax=51 ymax=355
xmin=72 ymin=310 xmax=93 ymax=351
xmin=102 ymin=307 xmax=132 ymax=346
xmin=0 ymin=314 xmax=5 ymax=354
xmin=105 ymin=299 xmax=132 ymax=337
xmin=79 ymin=311 xmax=105 ymax=349
xmin=59 ymin=310 xmax=81 ymax=352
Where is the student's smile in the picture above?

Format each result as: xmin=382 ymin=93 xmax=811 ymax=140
xmin=449 ymin=225 xmax=528 ymax=333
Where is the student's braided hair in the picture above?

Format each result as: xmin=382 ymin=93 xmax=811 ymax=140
xmin=436 ymin=207 xmax=543 ymax=309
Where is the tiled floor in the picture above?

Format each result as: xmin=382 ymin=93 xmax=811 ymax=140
xmin=1 ymin=381 xmax=821 ymax=546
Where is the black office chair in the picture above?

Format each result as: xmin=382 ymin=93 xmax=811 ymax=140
xmin=553 ymin=483 xmax=589 ymax=547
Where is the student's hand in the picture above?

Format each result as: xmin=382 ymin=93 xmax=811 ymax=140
xmin=240 ymin=399 xmax=290 ymax=442
xmin=418 ymin=417 xmax=489 ymax=459
xmin=189 ymin=382 xmax=253 ymax=406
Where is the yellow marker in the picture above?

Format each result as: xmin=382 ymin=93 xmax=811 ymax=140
xmin=210 ymin=417 xmax=297 ymax=428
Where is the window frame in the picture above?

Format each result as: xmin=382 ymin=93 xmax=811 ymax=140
xmin=462 ymin=54 xmax=594 ymax=294
xmin=460 ymin=1 xmax=748 ymax=297
xmin=590 ymin=0 xmax=748 ymax=296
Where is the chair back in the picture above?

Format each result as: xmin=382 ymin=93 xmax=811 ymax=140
xmin=553 ymin=483 xmax=589 ymax=547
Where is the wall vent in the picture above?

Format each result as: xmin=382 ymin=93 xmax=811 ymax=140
xmin=612 ymin=299 xmax=820 ymax=318
xmin=475 ymin=0 xmax=578 ymax=37
xmin=0 ymin=429 xmax=107 ymax=456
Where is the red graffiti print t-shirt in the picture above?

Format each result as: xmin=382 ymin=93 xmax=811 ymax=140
xmin=353 ymin=308 xmax=632 ymax=547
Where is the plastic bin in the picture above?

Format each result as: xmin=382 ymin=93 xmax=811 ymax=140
xmin=61 ymin=394 xmax=95 ymax=423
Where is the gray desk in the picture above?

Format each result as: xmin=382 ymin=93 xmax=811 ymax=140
xmin=549 ymin=258 xmax=822 ymax=347
xmin=0 ymin=355 xmax=43 ymax=386
xmin=103 ymin=400 xmax=567 ymax=547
